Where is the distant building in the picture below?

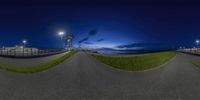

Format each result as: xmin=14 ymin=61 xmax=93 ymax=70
xmin=178 ymin=47 xmax=200 ymax=54
xmin=1 ymin=46 xmax=39 ymax=55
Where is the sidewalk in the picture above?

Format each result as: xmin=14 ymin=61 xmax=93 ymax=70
xmin=0 ymin=52 xmax=68 ymax=67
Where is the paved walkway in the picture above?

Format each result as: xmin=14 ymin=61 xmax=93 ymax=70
xmin=0 ymin=52 xmax=68 ymax=67
xmin=0 ymin=52 xmax=199 ymax=100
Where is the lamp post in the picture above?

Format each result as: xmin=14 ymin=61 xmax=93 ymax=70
xmin=58 ymin=31 xmax=65 ymax=40
xmin=196 ymin=40 xmax=200 ymax=53
xmin=22 ymin=40 xmax=27 ymax=47
xmin=196 ymin=40 xmax=200 ymax=48
xmin=58 ymin=31 xmax=66 ymax=49
xmin=22 ymin=40 xmax=27 ymax=56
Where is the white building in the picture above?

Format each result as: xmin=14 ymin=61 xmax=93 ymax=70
xmin=1 ymin=46 xmax=39 ymax=55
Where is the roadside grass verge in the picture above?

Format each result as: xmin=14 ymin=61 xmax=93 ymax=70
xmin=91 ymin=51 xmax=176 ymax=71
xmin=0 ymin=51 xmax=76 ymax=73
xmin=192 ymin=62 xmax=200 ymax=69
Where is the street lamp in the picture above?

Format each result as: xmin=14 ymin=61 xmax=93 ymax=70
xmin=58 ymin=31 xmax=65 ymax=39
xmin=58 ymin=31 xmax=67 ymax=49
xmin=196 ymin=40 xmax=200 ymax=46
xmin=196 ymin=40 xmax=200 ymax=53
xmin=22 ymin=40 xmax=27 ymax=47
xmin=22 ymin=40 xmax=27 ymax=56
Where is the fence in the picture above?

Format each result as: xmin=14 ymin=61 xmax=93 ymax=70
xmin=0 ymin=48 xmax=68 ymax=58
xmin=177 ymin=48 xmax=200 ymax=56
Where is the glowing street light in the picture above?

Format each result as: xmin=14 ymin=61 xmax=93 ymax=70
xmin=22 ymin=40 xmax=27 ymax=56
xmin=58 ymin=31 xmax=67 ymax=49
xmin=196 ymin=40 xmax=200 ymax=45
xmin=22 ymin=40 xmax=27 ymax=47
xmin=196 ymin=40 xmax=200 ymax=48
xmin=23 ymin=40 xmax=27 ymax=44
xmin=58 ymin=31 xmax=65 ymax=39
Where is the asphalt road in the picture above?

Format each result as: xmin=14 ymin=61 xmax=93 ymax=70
xmin=0 ymin=52 xmax=199 ymax=100
xmin=0 ymin=52 xmax=68 ymax=67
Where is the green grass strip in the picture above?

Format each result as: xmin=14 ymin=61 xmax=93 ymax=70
xmin=92 ymin=51 xmax=176 ymax=71
xmin=0 ymin=51 xmax=76 ymax=73
xmin=192 ymin=62 xmax=200 ymax=68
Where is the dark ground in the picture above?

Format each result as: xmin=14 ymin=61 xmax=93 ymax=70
xmin=0 ymin=52 xmax=67 ymax=67
xmin=0 ymin=52 xmax=199 ymax=100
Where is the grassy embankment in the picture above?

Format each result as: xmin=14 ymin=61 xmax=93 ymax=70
xmin=0 ymin=51 xmax=76 ymax=73
xmin=92 ymin=51 xmax=176 ymax=71
xmin=192 ymin=62 xmax=200 ymax=69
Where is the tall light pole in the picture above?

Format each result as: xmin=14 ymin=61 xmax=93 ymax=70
xmin=58 ymin=31 xmax=66 ymax=49
xmin=22 ymin=40 xmax=27 ymax=56
xmin=196 ymin=40 xmax=200 ymax=51
xmin=196 ymin=40 xmax=200 ymax=47
xmin=58 ymin=31 xmax=65 ymax=40
xmin=22 ymin=40 xmax=27 ymax=47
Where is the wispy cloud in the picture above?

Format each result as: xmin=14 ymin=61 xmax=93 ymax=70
xmin=112 ymin=47 xmax=144 ymax=50
xmin=115 ymin=43 xmax=172 ymax=50
xmin=78 ymin=37 xmax=89 ymax=44
xmin=116 ymin=43 xmax=147 ymax=48
xmin=97 ymin=38 xmax=105 ymax=42
xmin=78 ymin=29 xmax=98 ymax=44
xmin=88 ymin=29 xmax=98 ymax=36
xmin=84 ymin=41 xmax=93 ymax=44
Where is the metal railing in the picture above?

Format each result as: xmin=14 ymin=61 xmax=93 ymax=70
xmin=0 ymin=48 xmax=68 ymax=58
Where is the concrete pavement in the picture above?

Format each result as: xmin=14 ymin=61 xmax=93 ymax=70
xmin=0 ymin=52 xmax=199 ymax=100
xmin=0 ymin=52 xmax=68 ymax=67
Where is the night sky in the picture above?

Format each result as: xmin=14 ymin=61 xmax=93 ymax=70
xmin=0 ymin=0 xmax=200 ymax=50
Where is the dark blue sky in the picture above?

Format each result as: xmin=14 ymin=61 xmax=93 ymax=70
xmin=0 ymin=0 xmax=200 ymax=50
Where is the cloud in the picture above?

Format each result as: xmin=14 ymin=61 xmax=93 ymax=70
xmin=84 ymin=41 xmax=93 ymax=44
xmin=115 ymin=43 xmax=156 ymax=50
xmin=115 ymin=43 xmax=172 ymax=50
xmin=116 ymin=43 xmax=148 ymax=48
xmin=113 ymin=47 xmax=144 ymax=50
xmin=78 ymin=37 xmax=89 ymax=43
xmin=78 ymin=29 xmax=98 ymax=44
xmin=88 ymin=29 xmax=98 ymax=36
xmin=97 ymin=38 xmax=105 ymax=42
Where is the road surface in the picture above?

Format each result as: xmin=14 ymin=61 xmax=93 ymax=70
xmin=0 ymin=52 xmax=199 ymax=100
xmin=0 ymin=52 xmax=68 ymax=67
